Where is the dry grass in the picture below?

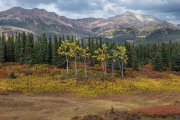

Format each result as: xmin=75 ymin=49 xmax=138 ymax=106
xmin=0 ymin=91 xmax=180 ymax=120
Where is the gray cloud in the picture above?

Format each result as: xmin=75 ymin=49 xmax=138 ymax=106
xmin=0 ymin=0 xmax=179 ymax=24
xmin=57 ymin=0 xmax=103 ymax=12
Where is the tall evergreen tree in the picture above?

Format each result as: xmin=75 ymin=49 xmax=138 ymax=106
xmin=105 ymin=40 xmax=110 ymax=52
xmin=124 ymin=41 xmax=132 ymax=68
xmin=53 ymin=35 xmax=58 ymax=66
xmin=88 ymin=35 xmax=91 ymax=49
xmin=152 ymin=52 xmax=163 ymax=72
xmin=95 ymin=37 xmax=98 ymax=50
xmin=170 ymin=50 xmax=177 ymax=71
xmin=132 ymin=49 xmax=139 ymax=71
xmin=81 ymin=38 xmax=84 ymax=48
xmin=1 ymin=33 xmax=6 ymax=62
xmin=48 ymin=35 xmax=53 ymax=64
xmin=6 ymin=36 xmax=11 ymax=61
xmin=170 ymin=49 xmax=180 ymax=71
xmin=19 ymin=32 xmax=26 ymax=64
xmin=0 ymin=36 xmax=5 ymax=63
xmin=161 ymin=42 xmax=169 ymax=68
xmin=36 ymin=36 xmax=44 ymax=64
xmin=14 ymin=32 xmax=21 ymax=62
xmin=9 ymin=34 xmax=15 ymax=62
xmin=42 ymin=33 xmax=48 ymax=63
xmin=99 ymin=36 xmax=102 ymax=49
xmin=90 ymin=36 xmax=95 ymax=56
xmin=25 ymin=33 xmax=34 ymax=65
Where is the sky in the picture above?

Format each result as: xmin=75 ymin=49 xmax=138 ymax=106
xmin=0 ymin=0 xmax=179 ymax=25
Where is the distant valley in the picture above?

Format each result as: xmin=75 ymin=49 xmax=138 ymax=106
xmin=0 ymin=7 xmax=180 ymax=43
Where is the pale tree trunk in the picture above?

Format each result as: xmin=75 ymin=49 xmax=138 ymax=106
xmin=102 ymin=62 xmax=105 ymax=77
xmin=112 ymin=60 xmax=114 ymax=79
xmin=75 ymin=57 xmax=77 ymax=78
xmin=105 ymin=58 xmax=106 ymax=78
xmin=121 ymin=60 xmax=124 ymax=79
xmin=84 ymin=57 xmax=87 ymax=80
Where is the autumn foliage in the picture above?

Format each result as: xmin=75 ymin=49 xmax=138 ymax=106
xmin=128 ymin=104 xmax=180 ymax=117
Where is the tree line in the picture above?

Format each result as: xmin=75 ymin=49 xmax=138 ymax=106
xmin=0 ymin=32 xmax=180 ymax=78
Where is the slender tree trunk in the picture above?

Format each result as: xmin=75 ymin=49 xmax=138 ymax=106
xmin=121 ymin=60 xmax=123 ymax=79
xmin=112 ymin=60 xmax=114 ymax=79
xmin=102 ymin=62 xmax=105 ymax=77
xmin=66 ymin=55 xmax=68 ymax=77
xmin=75 ymin=57 xmax=77 ymax=78
xmin=84 ymin=57 xmax=87 ymax=80
xmin=105 ymin=58 xmax=106 ymax=78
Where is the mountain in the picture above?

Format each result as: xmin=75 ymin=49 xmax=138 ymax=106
xmin=177 ymin=24 xmax=180 ymax=27
xmin=143 ymin=28 xmax=180 ymax=43
xmin=0 ymin=7 xmax=94 ymax=38
xmin=0 ymin=7 xmax=179 ymax=43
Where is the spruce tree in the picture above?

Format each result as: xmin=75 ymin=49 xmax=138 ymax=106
xmin=0 ymin=36 xmax=5 ymax=63
xmin=170 ymin=49 xmax=180 ymax=71
xmin=1 ymin=33 xmax=6 ymax=62
xmin=99 ymin=36 xmax=102 ymax=49
xmin=9 ymin=70 xmax=16 ymax=79
xmin=25 ymin=33 xmax=34 ymax=65
xmin=170 ymin=50 xmax=177 ymax=71
xmin=10 ymin=34 xmax=15 ymax=62
xmin=36 ymin=36 xmax=44 ymax=64
xmin=81 ymin=38 xmax=84 ymax=48
xmin=20 ymin=32 xmax=26 ymax=64
xmin=42 ymin=33 xmax=48 ymax=63
xmin=132 ymin=49 xmax=139 ymax=71
xmin=161 ymin=42 xmax=169 ymax=68
xmin=90 ymin=36 xmax=95 ymax=56
xmin=6 ymin=36 xmax=11 ymax=62
xmin=33 ymin=39 xmax=38 ymax=64
xmin=48 ymin=35 xmax=53 ymax=64
xmin=152 ymin=52 xmax=163 ymax=72
xmin=58 ymin=36 xmax=62 ymax=47
xmin=14 ymin=33 xmax=21 ymax=62
xmin=95 ymin=37 xmax=98 ymax=50
xmin=53 ymin=35 xmax=58 ymax=66
xmin=6 ymin=34 xmax=15 ymax=62
xmin=56 ymin=38 xmax=67 ymax=68
xmin=124 ymin=41 xmax=132 ymax=68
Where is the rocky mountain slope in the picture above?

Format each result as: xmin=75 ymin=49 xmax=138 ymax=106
xmin=0 ymin=7 xmax=179 ymax=42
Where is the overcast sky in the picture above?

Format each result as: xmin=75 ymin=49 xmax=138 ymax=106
xmin=0 ymin=0 xmax=179 ymax=24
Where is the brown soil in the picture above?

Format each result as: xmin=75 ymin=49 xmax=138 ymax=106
xmin=0 ymin=91 xmax=180 ymax=120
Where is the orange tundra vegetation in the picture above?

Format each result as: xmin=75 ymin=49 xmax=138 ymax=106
xmin=0 ymin=62 xmax=180 ymax=97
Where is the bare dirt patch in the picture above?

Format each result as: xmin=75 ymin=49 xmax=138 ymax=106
xmin=0 ymin=91 xmax=180 ymax=120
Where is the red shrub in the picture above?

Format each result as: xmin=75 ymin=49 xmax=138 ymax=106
xmin=128 ymin=105 xmax=180 ymax=117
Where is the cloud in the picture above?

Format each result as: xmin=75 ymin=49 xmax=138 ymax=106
xmin=0 ymin=0 xmax=179 ymax=24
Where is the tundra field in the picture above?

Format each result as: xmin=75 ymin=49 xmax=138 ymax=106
xmin=0 ymin=62 xmax=180 ymax=120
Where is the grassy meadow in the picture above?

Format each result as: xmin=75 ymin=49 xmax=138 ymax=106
xmin=0 ymin=61 xmax=180 ymax=120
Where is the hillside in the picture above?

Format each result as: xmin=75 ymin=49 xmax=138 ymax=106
xmin=143 ymin=28 xmax=180 ymax=43
xmin=97 ymin=28 xmax=145 ymax=43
